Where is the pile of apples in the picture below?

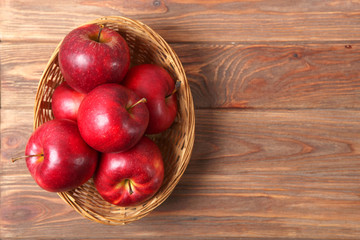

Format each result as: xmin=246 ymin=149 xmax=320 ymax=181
xmin=23 ymin=24 xmax=179 ymax=207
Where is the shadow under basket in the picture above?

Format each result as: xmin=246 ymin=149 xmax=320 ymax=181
xmin=34 ymin=16 xmax=195 ymax=225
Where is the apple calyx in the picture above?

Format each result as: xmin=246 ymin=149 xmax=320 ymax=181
xmin=166 ymin=80 xmax=181 ymax=98
xmin=127 ymin=98 xmax=147 ymax=111
xmin=11 ymin=153 xmax=44 ymax=163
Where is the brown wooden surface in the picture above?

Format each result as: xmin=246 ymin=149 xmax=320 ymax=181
xmin=1 ymin=0 xmax=360 ymax=239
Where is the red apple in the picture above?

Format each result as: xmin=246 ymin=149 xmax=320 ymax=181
xmin=123 ymin=64 xmax=178 ymax=134
xmin=52 ymin=81 xmax=86 ymax=122
xmin=58 ymin=24 xmax=130 ymax=93
xmin=25 ymin=119 xmax=98 ymax=192
xmin=94 ymin=136 xmax=164 ymax=206
xmin=77 ymin=83 xmax=149 ymax=153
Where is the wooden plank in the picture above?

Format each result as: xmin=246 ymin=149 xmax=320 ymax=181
xmin=2 ymin=108 xmax=360 ymax=239
xmin=2 ymin=42 xmax=360 ymax=109
xmin=175 ymin=43 xmax=360 ymax=108
xmin=1 ymin=0 xmax=360 ymax=43
xmin=0 ymin=42 xmax=53 ymax=110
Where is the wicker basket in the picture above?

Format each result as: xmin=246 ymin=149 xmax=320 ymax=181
xmin=34 ymin=16 xmax=195 ymax=225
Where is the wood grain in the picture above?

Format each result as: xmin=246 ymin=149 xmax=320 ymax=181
xmin=2 ymin=108 xmax=360 ymax=239
xmin=0 ymin=42 xmax=56 ymax=110
xmin=174 ymin=43 xmax=360 ymax=109
xmin=2 ymin=42 xmax=360 ymax=109
xmin=1 ymin=0 xmax=360 ymax=43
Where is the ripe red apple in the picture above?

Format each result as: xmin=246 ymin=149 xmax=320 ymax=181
xmin=123 ymin=64 xmax=179 ymax=134
xmin=77 ymin=83 xmax=149 ymax=153
xmin=94 ymin=136 xmax=164 ymax=206
xmin=58 ymin=24 xmax=130 ymax=93
xmin=25 ymin=119 xmax=98 ymax=192
xmin=52 ymin=81 xmax=86 ymax=122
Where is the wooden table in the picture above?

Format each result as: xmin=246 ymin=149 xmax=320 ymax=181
xmin=1 ymin=1 xmax=360 ymax=239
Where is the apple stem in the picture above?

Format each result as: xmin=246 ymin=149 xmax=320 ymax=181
xmin=127 ymin=180 xmax=134 ymax=195
xmin=166 ymin=80 xmax=181 ymax=98
xmin=127 ymin=98 xmax=147 ymax=111
xmin=97 ymin=24 xmax=104 ymax=42
xmin=11 ymin=154 xmax=44 ymax=163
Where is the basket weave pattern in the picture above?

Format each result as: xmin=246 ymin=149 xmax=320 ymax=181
xmin=34 ymin=16 xmax=195 ymax=225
